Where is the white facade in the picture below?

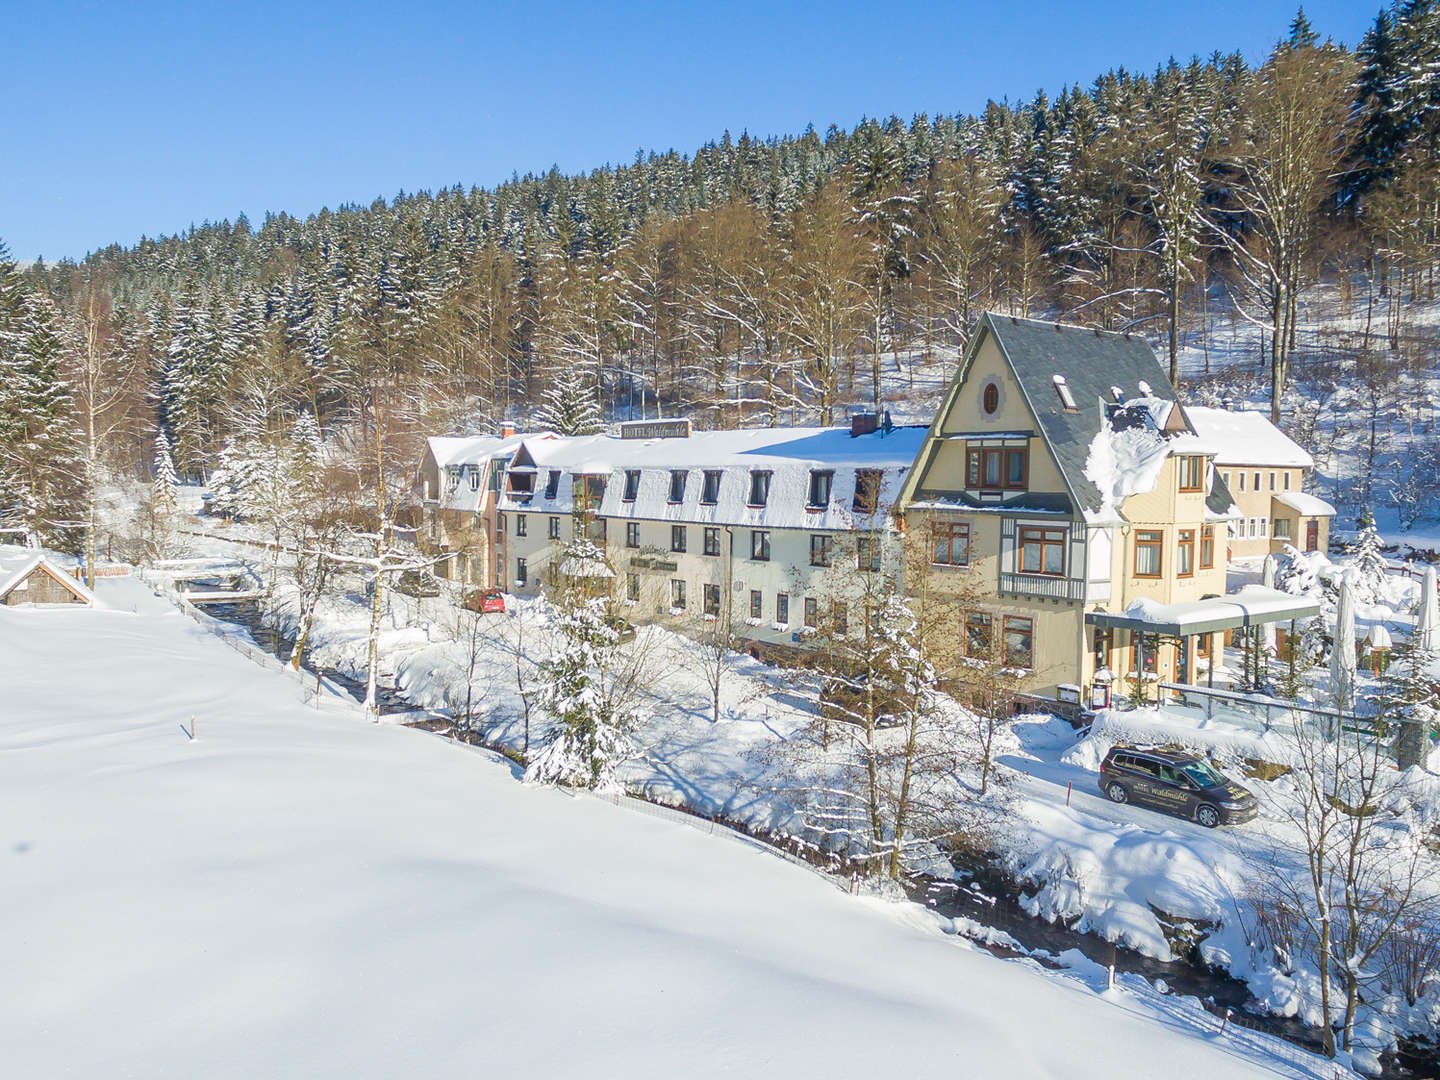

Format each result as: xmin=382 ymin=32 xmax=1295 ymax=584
xmin=492 ymin=424 xmax=926 ymax=655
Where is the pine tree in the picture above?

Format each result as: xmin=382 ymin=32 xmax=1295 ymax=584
xmin=534 ymin=365 xmax=602 ymax=435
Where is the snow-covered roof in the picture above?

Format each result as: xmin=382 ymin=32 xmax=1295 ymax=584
xmin=497 ymin=425 xmax=928 ymax=530
xmin=427 ymin=431 xmax=553 ymax=513
xmin=0 ymin=548 xmax=96 ymax=606
xmin=1086 ymin=585 xmax=1319 ymax=637
xmin=427 ymin=434 xmax=501 ymax=470
xmin=1183 ymin=408 xmax=1313 ymax=468
xmin=1273 ymin=490 xmax=1335 ymax=518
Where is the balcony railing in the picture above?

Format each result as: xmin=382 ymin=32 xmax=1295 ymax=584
xmin=998 ymin=571 xmax=1109 ymax=603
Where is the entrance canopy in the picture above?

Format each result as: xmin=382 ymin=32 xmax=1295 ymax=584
xmin=1084 ymin=585 xmax=1319 ymax=638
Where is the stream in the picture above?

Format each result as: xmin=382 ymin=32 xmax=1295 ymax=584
xmin=201 ymin=599 xmax=413 ymax=714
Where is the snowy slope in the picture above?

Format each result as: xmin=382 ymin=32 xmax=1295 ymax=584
xmin=0 ymin=578 xmax=1320 ymax=1080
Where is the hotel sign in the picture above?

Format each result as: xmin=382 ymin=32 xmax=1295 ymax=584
xmin=631 ymin=555 xmax=679 ymax=572
xmin=619 ymin=419 xmax=692 ymax=440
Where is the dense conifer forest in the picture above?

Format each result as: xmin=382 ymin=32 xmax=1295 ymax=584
xmin=1 ymin=1 xmax=1437 ymax=551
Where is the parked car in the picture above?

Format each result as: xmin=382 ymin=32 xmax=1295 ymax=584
xmin=1098 ymin=745 xmax=1257 ymax=827
xmin=462 ymin=588 xmax=506 ymax=614
xmin=393 ymin=570 xmax=442 ymax=598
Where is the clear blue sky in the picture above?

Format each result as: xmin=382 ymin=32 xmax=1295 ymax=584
xmin=3 ymin=0 xmax=1376 ymax=262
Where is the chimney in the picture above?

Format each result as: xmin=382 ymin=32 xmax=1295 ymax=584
xmin=501 ymin=424 xmax=516 ymax=438
xmin=850 ymin=413 xmax=879 ymax=438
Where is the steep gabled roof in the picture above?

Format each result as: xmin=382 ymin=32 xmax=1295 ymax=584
xmin=981 ymin=313 xmax=1189 ymax=517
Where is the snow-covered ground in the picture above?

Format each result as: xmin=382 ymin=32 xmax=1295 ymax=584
xmin=130 ymin=510 xmax=1440 ymax=1069
xmin=0 ymin=573 xmax=1348 ymax=1080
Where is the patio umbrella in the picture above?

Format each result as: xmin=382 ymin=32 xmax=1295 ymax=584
xmin=1261 ymin=554 xmax=1278 ymax=654
xmin=1331 ymin=576 xmax=1358 ymax=712
xmin=1416 ymin=565 xmax=1439 ymax=655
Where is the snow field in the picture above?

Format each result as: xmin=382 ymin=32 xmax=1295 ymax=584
xmin=0 ymin=576 xmax=1326 ymax=1079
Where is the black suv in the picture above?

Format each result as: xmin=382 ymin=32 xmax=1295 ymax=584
xmin=1098 ymin=745 xmax=1257 ymax=828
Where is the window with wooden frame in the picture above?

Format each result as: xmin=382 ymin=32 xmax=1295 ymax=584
xmin=516 ymin=514 xmax=528 ymax=537
xmin=750 ymin=530 xmax=770 ymax=561
xmin=1131 ymin=631 xmax=1157 ymax=673
xmin=669 ymin=470 xmax=687 ymax=503
xmin=626 ymin=573 xmax=639 ymax=602
xmin=809 ymin=534 xmax=832 ymax=567
xmin=964 ymin=446 xmax=1027 ymax=491
xmin=703 ymin=583 xmax=721 ymax=616
xmin=670 ymin=579 xmax=686 ymax=610
xmin=1134 ymin=530 xmax=1163 ymax=577
xmin=1179 ymin=455 xmax=1204 ymax=492
xmin=670 ymin=524 xmax=687 ymax=553
xmin=852 ymin=469 xmax=883 ymax=512
xmin=750 ymin=590 xmax=763 ymax=620
xmin=807 ymin=470 xmax=833 ymax=508
xmin=804 ymin=597 xmax=819 ymax=629
xmin=622 ymin=470 xmax=640 ymax=502
xmin=544 ymin=470 xmax=561 ymax=499
xmin=515 ymin=558 xmax=528 ymax=586
xmin=703 ymin=527 xmax=721 ymax=556
xmin=747 ymin=470 xmax=772 ymax=507
xmin=931 ymin=521 xmax=970 ymax=566
xmin=776 ymin=593 xmax=789 ymax=624
xmin=1018 ymin=526 xmax=1066 ymax=576
xmin=625 ymin=522 xmax=640 ymax=548
xmin=548 ymin=516 xmax=561 ymax=539
xmin=981 ymin=382 xmax=1000 ymax=415
xmin=701 ymin=470 xmax=722 ymax=505
xmin=1274 ymin=517 xmax=1293 ymax=541
xmin=964 ymin=611 xmax=992 ymax=658
xmin=856 ymin=535 xmax=881 ymax=572
xmin=1176 ymin=529 xmax=1195 ymax=577
xmin=1002 ymin=616 xmax=1034 ymax=669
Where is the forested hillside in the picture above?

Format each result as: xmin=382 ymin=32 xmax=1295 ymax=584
xmin=1 ymin=2 xmax=1438 ymax=553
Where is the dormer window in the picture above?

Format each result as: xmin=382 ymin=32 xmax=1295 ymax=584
xmin=507 ymin=471 xmax=534 ymax=497
xmin=544 ymin=470 xmax=560 ymax=499
xmin=469 ymin=469 xmax=481 ymax=491
xmin=853 ymin=469 xmax=883 ymax=512
xmin=701 ymin=470 xmax=722 ymax=505
xmin=668 ymin=470 xmax=687 ymax=503
xmin=622 ymin=470 xmax=640 ymax=502
xmin=747 ymin=470 xmax=772 ymax=507
xmin=807 ymin=470 xmax=833 ymax=508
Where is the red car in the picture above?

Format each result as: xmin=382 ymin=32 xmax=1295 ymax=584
xmin=463 ymin=588 xmax=506 ymax=614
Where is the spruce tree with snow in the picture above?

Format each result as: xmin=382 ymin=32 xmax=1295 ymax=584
xmin=1348 ymin=509 xmax=1390 ymax=605
xmin=0 ymin=278 xmax=87 ymax=552
xmin=523 ymin=590 xmax=635 ymax=791
xmin=534 ymin=366 xmax=602 ymax=436
xmin=152 ymin=430 xmax=180 ymax=516
xmin=523 ymin=535 xmax=644 ymax=790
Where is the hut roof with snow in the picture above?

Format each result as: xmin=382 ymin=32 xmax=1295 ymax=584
xmin=0 ymin=550 xmax=96 ymax=607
